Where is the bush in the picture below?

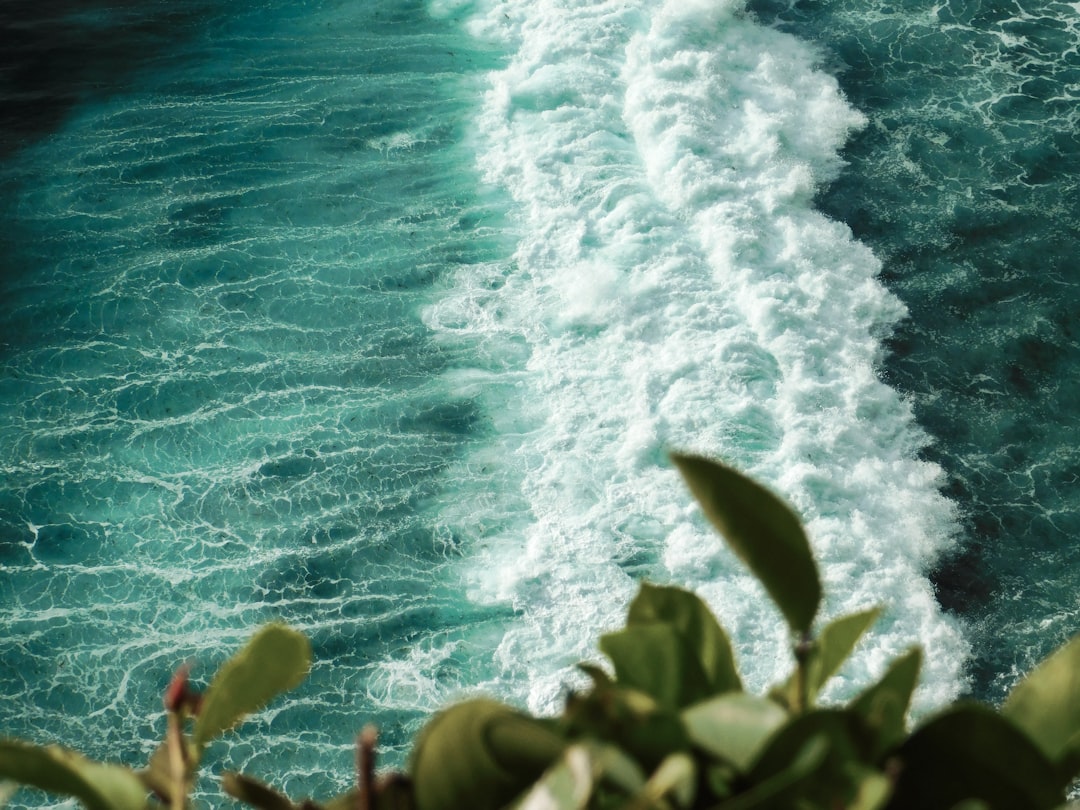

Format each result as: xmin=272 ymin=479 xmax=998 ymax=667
xmin=2 ymin=454 xmax=1078 ymax=809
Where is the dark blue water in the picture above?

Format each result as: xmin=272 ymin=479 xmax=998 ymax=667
xmin=1 ymin=0 xmax=1075 ymax=805
xmin=748 ymin=0 xmax=1080 ymax=700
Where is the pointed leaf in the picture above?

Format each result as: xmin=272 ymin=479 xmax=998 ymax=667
xmin=709 ymin=736 xmax=829 ymax=810
xmin=671 ymin=454 xmax=820 ymax=633
xmin=641 ymin=753 xmax=696 ymax=808
xmin=850 ymin=647 xmax=922 ymax=759
xmin=194 ymin=624 xmax=311 ymax=748
xmin=626 ymin=583 xmax=742 ymax=694
xmin=0 ymin=741 xmax=147 ymax=810
xmin=515 ymin=748 xmax=593 ymax=810
xmin=600 ymin=624 xmax=711 ymax=708
xmin=765 ymin=672 xmax=799 ymax=714
xmin=136 ymin=740 xmax=198 ymax=806
xmin=1003 ymin=634 xmax=1080 ymax=769
xmin=137 ymin=742 xmax=172 ymax=804
xmin=576 ymin=663 xmax=614 ymax=689
xmin=772 ymin=608 xmax=882 ymax=709
xmin=682 ymin=693 xmax=788 ymax=772
xmin=585 ymin=743 xmax=648 ymax=796
xmin=812 ymin=608 xmax=882 ymax=694
xmin=514 ymin=743 xmax=645 ymax=810
xmin=743 ymin=708 xmax=879 ymax=808
xmin=892 ymin=704 xmax=1065 ymax=809
xmin=749 ymin=709 xmax=871 ymax=781
xmin=564 ymin=683 xmax=688 ymax=770
xmin=847 ymin=767 xmax=892 ymax=810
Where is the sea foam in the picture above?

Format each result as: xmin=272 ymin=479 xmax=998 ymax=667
xmin=423 ymin=0 xmax=969 ymax=714
xmin=0 ymin=1 xmax=973 ymax=804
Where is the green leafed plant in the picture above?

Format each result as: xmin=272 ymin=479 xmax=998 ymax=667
xmin=2 ymin=454 xmax=1078 ymax=810
xmin=2 ymin=624 xmax=312 ymax=810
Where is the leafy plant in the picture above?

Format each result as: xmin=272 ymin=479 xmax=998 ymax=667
xmin=2 ymin=453 xmax=1078 ymax=809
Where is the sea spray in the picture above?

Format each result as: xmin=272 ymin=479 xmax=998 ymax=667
xmin=425 ymin=0 xmax=968 ymax=715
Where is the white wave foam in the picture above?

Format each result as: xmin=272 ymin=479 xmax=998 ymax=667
xmin=425 ymin=0 xmax=968 ymax=715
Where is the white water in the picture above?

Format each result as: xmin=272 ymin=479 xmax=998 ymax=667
xmin=422 ymin=0 xmax=968 ymax=715
xmin=0 ymin=2 xmax=974 ymax=801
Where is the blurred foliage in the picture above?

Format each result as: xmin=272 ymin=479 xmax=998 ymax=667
xmin=2 ymin=454 xmax=1078 ymax=810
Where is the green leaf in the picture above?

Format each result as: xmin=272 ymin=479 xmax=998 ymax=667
xmin=640 ymin=753 xmax=696 ymax=809
xmin=626 ymin=583 xmax=742 ymax=695
xmin=891 ymin=703 xmax=1065 ymax=809
xmin=772 ymin=608 xmax=882 ymax=710
xmin=514 ymin=752 xmax=591 ymax=810
xmin=749 ymin=709 xmax=870 ymax=776
xmin=514 ymin=743 xmax=645 ymax=810
xmin=705 ymin=763 xmax=736 ymax=802
xmin=600 ymin=624 xmax=712 ymax=708
xmin=811 ymin=608 xmax=881 ymax=694
xmin=563 ymin=683 xmax=689 ymax=770
xmin=670 ymin=454 xmax=821 ymax=634
xmin=682 ymin=693 xmax=788 ymax=773
xmin=746 ymin=709 xmax=874 ymax=808
xmin=849 ymin=647 xmax=921 ymax=759
xmin=136 ymin=742 xmax=174 ymax=805
xmin=484 ymin=714 xmax=569 ymax=776
xmin=0 ymin=741 xmax=147 ymax=810
xmin=576 ymin=663 xmax=614 ymax=689
xmin=411 ymin=698 xmax=565 ymax=810
xmin=708 ymin=736 xmax=829 ymax=810
xmin=847 ymin=767 xmax=891 ymax=810
xmin=1003 ymin=634 xmax=1080 ymax=771
xmin=194 ymin=623 xmax=312 ymax=749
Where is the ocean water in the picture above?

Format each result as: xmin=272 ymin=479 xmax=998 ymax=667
xmin=0 ymin=0 xmax=1073 ymax=804
xmin=745 ymin=0 xmax=1080 ymax=700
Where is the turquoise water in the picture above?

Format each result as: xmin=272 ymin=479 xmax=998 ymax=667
xmin=0 ymin=0 xmax=1074 ymax=804
xmin=0 ymin=0 xmax=515 ymax=793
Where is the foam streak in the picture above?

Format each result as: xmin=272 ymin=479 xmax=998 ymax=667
xmin=428 ymin=0 xmax=969 ymax=712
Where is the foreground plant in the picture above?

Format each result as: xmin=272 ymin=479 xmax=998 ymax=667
xmin=2 ymin=454 xmax=1078 ymax=809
